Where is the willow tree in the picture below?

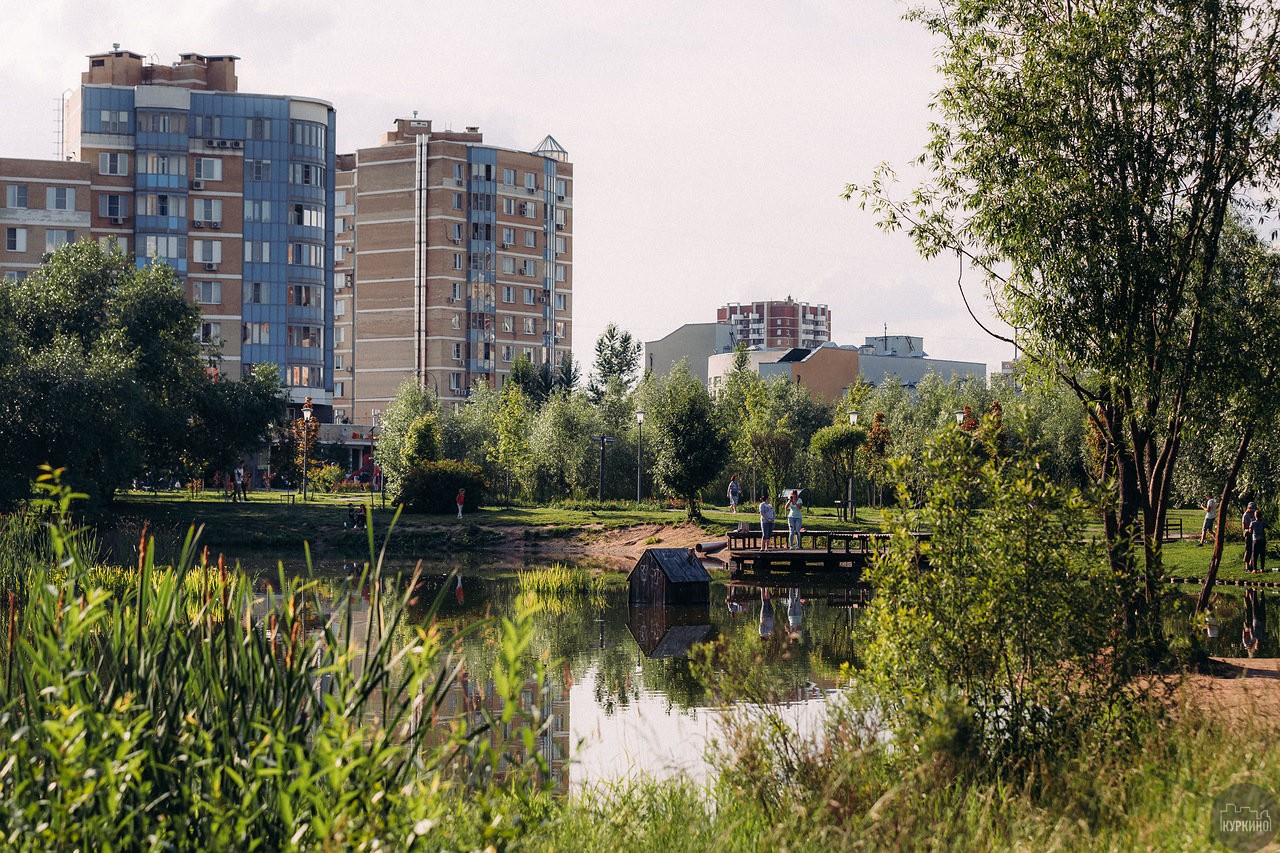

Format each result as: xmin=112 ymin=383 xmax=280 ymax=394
xmin=856 ymin=0 xmax=1280 ymax=640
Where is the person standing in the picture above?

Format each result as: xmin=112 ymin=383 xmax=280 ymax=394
xmin=1243 ymin=502 xmax=1258 ymax=571
xmin=456 ymin=488 xmax=466 ymax=519
xmin=1199 ymin=495 xmax=1218 ymax=546
xmin=786 ymin=490 xmax=803 ymax=550
xmin=727 ymin=474 xmax=742 ymax=514
xmin=1250 ymin=511 xmax=1268 ymax=573
xmin=234 ymin=465 xmax=247 ymax=501
xmin=758 ymin=495 xmax=776 ymax=551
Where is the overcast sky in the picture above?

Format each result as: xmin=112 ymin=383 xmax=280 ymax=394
xmin=2 ymin=0 xmax=1016 ymax=375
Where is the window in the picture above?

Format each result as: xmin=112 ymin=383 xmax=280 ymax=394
xmin=288 ymin=243 xmax=324 ymax=267
xmin=501 ymin=257 xmax=515 ymax=274
xmin=555 ymin=293 xmax=567 ymax=311
xmin=522 ymin=317 xmax=535 ymax=334
xmin=451 ymin=315 xmax=461 ymax=329
xmin=334 ymin=298 xmax=346 ymax=317
xmin=143 ymin=235 xmax=183 ymax=260
xmin=243 ymin=281 xmax=266 ymax=304
xmin=555 ymin=208 xmax=566 ymax=228
xmin=502 ymin=286 xmax=514 ymax=303
xmin=5 ymin=185 xmax=28 ymax=208
xmin=136 ymin=111 xmax=186 ymax=134
xmin=524 ymin=172 xmax=537 ymax=190
xmin=191 ymin=239 xmax=222 ymax=264
xmin=244 ymin=241 xmax=271 ymax=263
xmin=194 ymin=198 xmax=222 ymax=223
xmin=45 ymin=230 xmax=75 ymax=251
xmin=502 ymin=345 xmax=512 ymax=362
xmin=192 ymin=115 xmax=222 ymax=138
xmin=199 ymin=322 xmax=221 ymax=345
xmin=3 ymin=271 xmax=24 ymax=282
xmin=99 ymin=194 xmax=129 ymax=219
xmin=452 ymin=253 xmax=463 ymax=270
xmin=138 ymin=154 xmax=186 ymax=176
xmin=452 ymin=193 xmax=463 ymax=210
xmin=470 ymin=163 xmax=493 ymax=181
xmin=521 ymin=260 xmax=537 ymax=277
xmin=247 ymin=160 xmax=271 ymax=181
xmin=502 ymin=316 xmax=514 ymax=333
xmin=334 ymin=245 xmax=345 ymax=262
xmin=451 ymin=281 xmax=462 ymax=300
xmin=288 ymin=164 xmax=325 ymax=187
xmin=453 ymin=342 xmax=463 ymax=360
xmin=451 ymin=222 xmax=463 ymax=242
xmin=289 ymin=203 xmax=323 ymax=227
xmin=335 ymin=326 xmax=346 ymax=344
xmin=555 ymin=264 xmax=567 ymax=282
xmin=334 ymin=382 xmax=345 ymax=398
xmin=523 ymin=288 xmax=536 ymax=305
xmin=334 ymin=354 xmax=345 ymax=370
xmin=502 ymin=227 xmax=515 ymax=246
xmin=522 ymin=347 xmax=534 ymax=362
xmin=502 ymin=168 xmax=515 ymax=185
xmin=97 ymin=235 xmax=127 ymax=255
xmin=99 ymin=109 xmax=129 ymax=134
xmin=524 ymin=231 xmax=537 ymax=248
xmin=555 ymin=178 xmax=567 ymax=196
xmin=288 ymin=284 xmax=321 ymax=307
xmin=291 ymin=122 xmax=326 ymax=148
xmin=6 ymin=227 xmax=27 ymax=252
xmin=244 ymin=200 xmax=272 ymax=222
xmin=556 ymin=236 xmax=567 ymax=254
xmin=555 ymin=321 xmax=566 ymax=338
xmin=449 ymin=373 xmax=462 ymax=391
xmin=518 ymin=202 xmax=534 ymax=218
xmin=47 ymin=188 xmax=75 ymax=211
xmin=193 ymin=158 xmax=222 ymax=181
xmin=99 ymin=152 xmax=129 ymax=176
xmin=502 ymin=198 xmax=516 ymax=215
xmin=242 ymin=321 xmax=270 ymax=344
xmin=453 ymin=163 xmax=463 ymax=180
xmin=249 ymin=118 xmax=271 ymax=140
xmin=287 ymin=325 xmax=322 ymax=348
xmin=139 ymin=194 xmax=185 ymax=217
xmin=194 ymin=280 xmax=221 ymax=305
xmin=287 ymin=365 xmax=322 ymax=388
xmin=335 ymin=190 xmax=347 ymax=206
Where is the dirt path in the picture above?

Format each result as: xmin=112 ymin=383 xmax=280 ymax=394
xmin=1181 ymin=658 xmax=1280 ymax=728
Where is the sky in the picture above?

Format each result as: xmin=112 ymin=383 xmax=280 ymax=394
xmin=1 ymin=0 xmax=1016 ymax=375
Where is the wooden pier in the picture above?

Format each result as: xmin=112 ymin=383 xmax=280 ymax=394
xmin=725 ymin=529 xmax=927 ymax=580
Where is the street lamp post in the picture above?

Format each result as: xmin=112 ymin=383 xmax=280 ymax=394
xmin=301 ymin=398 xmax=313 ymax=502
xmin=635 ymin=409 xmax=645 ymax=504
xmin=847 ymin=410 xmax=859 ymax=523
xmin=592 ymin=435 xmax=617 ymax=501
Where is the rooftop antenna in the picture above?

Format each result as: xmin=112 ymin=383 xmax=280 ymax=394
xmin=412 ymin=110 xmax=418 ymax=119
xmin=112 ymin=42 xmax=120 ymax=51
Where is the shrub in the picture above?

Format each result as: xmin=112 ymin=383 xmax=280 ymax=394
xmin=397 ymin=460 xmax=486 ymax=513
xmin=311 ymin=462 xmax=346 ymax=493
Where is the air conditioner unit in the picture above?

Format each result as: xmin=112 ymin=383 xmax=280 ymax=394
xmin=557 ymin=194 xmax=565 ymax=201
xmin=204 ymin=262 xmax=217 ymax=271
xmin=110 ymin=216 xmax=126 ymax=225
xmin=192 ymin=180 xmax=204 ymax=190
xmin=217 ymin=140 xmax=230 ymax=148
xmin=526 ymin=187 xmax=536 ymax=195
xmin=555 ymin=223 xmax=564 ymax=230
xmin=193 ymin=221 xmax=205 ymax=228
xmin=205 ymin=139 xmax=217 ymax=147
xmin=230 ymin=140 xmax=243 ymax=149
xmin=210 ymin=222 xmax=221 ymax=230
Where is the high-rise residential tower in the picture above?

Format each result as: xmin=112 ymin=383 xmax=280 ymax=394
xmin=717 ymin=297 xmax=830 ymax=350
xmin=340 ymin=118 xmax=572 ymax=421
xmin=65 ymin=48 xmax=336 ymax=417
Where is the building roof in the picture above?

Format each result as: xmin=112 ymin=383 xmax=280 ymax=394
xmin=533 ymin=135 xmax=569 ymax=160
xmin=639 ymin=548 xmax=713 ymax=584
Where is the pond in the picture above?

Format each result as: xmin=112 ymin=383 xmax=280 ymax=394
xmin=239 ymin=553 xmax=866 ymax=791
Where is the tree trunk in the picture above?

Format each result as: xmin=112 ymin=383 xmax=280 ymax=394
xmin=1197 ymin=426 xmax=1254 ymax=612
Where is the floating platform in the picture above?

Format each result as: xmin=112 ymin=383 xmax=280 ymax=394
xmin=724 ymin=529 xmax=928 ymax=581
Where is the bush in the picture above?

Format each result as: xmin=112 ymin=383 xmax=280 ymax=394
xmin=311 ymin=462 xmax=346 ymax=493
xmin=397 ymin=460 xmax=486 ymax=513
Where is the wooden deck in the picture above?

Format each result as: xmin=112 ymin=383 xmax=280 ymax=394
xmin=725 ymin=529 xmax=928 ymax=580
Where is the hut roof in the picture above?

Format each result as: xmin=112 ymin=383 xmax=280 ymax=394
xmin=642 ymin=548 xmax=712 ymax=584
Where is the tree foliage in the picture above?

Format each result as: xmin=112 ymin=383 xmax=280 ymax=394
xmin=374 ymin=379 xmax=439 ymax=498
xmin=589 ymin=323 xmax=641 ymax=399
xmin=645 ymin=365 xmax=729 ymax=518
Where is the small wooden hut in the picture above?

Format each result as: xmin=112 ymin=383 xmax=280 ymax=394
xmin=628 ymin=548 xmax=712 ymax=606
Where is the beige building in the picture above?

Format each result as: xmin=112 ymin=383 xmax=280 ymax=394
xmin=0 ymin=158 xmax=93 ymax=282
xmin=707 ymin=344 xmax=860 ymax=404
xmin=342 ymin=119 xmax=572 ymax=420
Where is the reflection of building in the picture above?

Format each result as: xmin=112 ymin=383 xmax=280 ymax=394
xmin=66 ymin=48 xmax=337 ymax=414
xmin=341 ymin=119 xmax=573 ymax=418
xmin=627 ymin=606 xmax=713 ymax=658
xmin=718 ymin=297 xmax=830 ymax=349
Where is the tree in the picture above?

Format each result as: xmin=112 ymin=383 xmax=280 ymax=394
xmin=855 ymin=0 xmax=1280 ymax=641
xmin=588 ymin=323 xmax=641 ymax=400
xmin=646 ymin=364 xmax=729 ymax=519
xmin=507 ymin=354 xmax=545 ymax=405
xmin=374 ymin=379 xmax=439 ymax=497
xmin=810 ymin=424 xmax=867 ymax=520
xmin=528 ymin=391 xmax=600 ymax=499
xmin=554 ymin=351 xmax=580 ymax=393
xmin=491 ymin=385 xmax=534 ymax=503
xmin=401 ymin=412 xmax=442 ymax=468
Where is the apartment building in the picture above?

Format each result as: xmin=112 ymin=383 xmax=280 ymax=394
xmin=333 ymin=154 xmax=356 ymax=422
xmin=343 ymin=118 xmax=572 ymax=420
xmin=717 ymin=297 xmax=830 ymax=349
xmin=64 ymin=48 xmax=336 ymax=416
xmin=0 ymin=158 xmax=93 ymax=281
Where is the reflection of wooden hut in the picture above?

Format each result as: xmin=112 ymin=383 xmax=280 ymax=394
xmin=627 ymin=605 xmax=713 ymax=658
xmin=628 ymin=548 xmax=712 ymax=606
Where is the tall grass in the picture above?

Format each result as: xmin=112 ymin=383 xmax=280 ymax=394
xmin=518 ymin=563 xmax=607 ymax=598
xmin=0 ymin=470 xmax=557 ymax=850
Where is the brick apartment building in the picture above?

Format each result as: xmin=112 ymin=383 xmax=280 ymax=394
xmin=717 ymin=297 xmax=830 ymax=350
xmin=0 ymin=158 xmax=93 ymax=281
